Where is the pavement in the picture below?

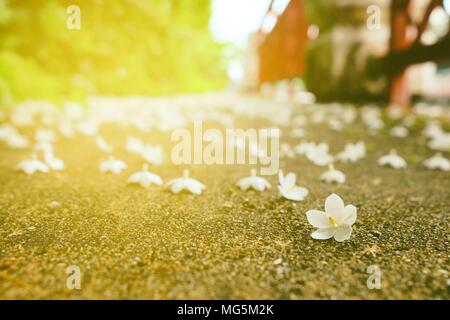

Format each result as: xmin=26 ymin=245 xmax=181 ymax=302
xmin=0 ymin=95 xmax=449 ymax=299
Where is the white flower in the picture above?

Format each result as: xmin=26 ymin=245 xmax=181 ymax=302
xmin=422 ymin=122 xmax=443 ymax=139
xmin=305 ymin=143 xmax=334 ymax=166
xmin=236 ymin=169 xmax=271 ymax=191
xmin=34 ymin=141 xmax=54 ymax=154
xmin=336 ymin=141 xmax=366 ymax=163
xmin=328 ymin=119 xmax=344 ymax=131
xmin=77 ymin=118 xmax=98 ymax=136
xmin=0 ymin=124 xmax=29 ymax=148
xmin=294 ymin=141 xmax=315 ymax=155
xmin=423 ymin=153 xmax=450 ymax=171
xmin=306 ymin=193 xmax=357 ymax=242
xmin=17 ymin=155 xmax=49 ymax=175
xmin=166 ymin=169 xmax=205 ymax=195
xmin=387 ymin=107 xmax=405 ymax=120
xmin=58 ymin=121 xmax=74 ymax=138
xmin=127 ymin=164 xmax=163 ymax=188
xmin=428 ymin=133 xmax=450 ymax=152
xmin=100 ymin=156 xmax=127 ymax=174
xmin=141 ymin=145 xmax=164 ymax=165
xmin=126 ymin=136 xmax=144 ymax=154
xmin=390 ymin=126 xmax=408 ymax=138
xmin=320 ymin=164 xmax=346 ymax=184
xmin=44 ymin=152 xmax=65 ymax=171
xmin=290 ymin=128 xmax=306 ymax=138
xmin=378 ymin=150 xmax=407 ymax=169
xmin=280 ymin=143 xmax=296 ymax=159
xmin=402 ymin=115 xmax=416 ymax=127
xmin=278 ymin=170 xmax=308 ymax=201
xmin=6 ymin=132 xmax=29 ymax=149
xmin=96 ymin=136 xmax=113 ymax=153
xmin=0 ymin=124 xmax=16 ymax=140
xmin=125 ymin=136 xmax=164 ymax=164
xmin=35 ymin=128 xmax=55 ymax=142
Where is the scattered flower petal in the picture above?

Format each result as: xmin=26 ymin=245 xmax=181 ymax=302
xmin=17 ymin=154 xmax=49 ymax=175
xmin=424 ymin=153 xmax=450 ymax=171
xmin=278 ymin=170 xmax=308 ymax=201
xmin=96 ymin=136 xmax=113 ymax=153
xmin=378 ymin=150 xmax=407 ymax=169
xmin=320 ymin=164 xmax=346 ymax=184
xmin=237 ymin=169 xmax=271 ymax=191
xmin=166 ymin=170 xmax=205 ymax=195
xmin=100 ymin=156 xmax=127 ymax=174
xmin=127 ymin=164 xmax=163 ymax=188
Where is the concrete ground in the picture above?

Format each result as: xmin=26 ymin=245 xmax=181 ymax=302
xmin=0 ymin=96 xmax=449 ymax=299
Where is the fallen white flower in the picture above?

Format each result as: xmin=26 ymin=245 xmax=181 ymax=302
xmin=306 ymin=143 xmax=334 ymax=166
xmin=166 ymin=169 xmax=205 ymax=195
xmin=290 ymin=128 xmax=306 ymax=138
xmin=428 ymin=133 xmax=450 ymax=152
xmin=422 ymin=122 xmax=443 ymax=139
xmin=44 ymin=152 xmax=65 ymax=171
xmin=34 ymin=141 xmax=54 ymax=154
xmin=0 ymin=124 xmax=29 ymax=148
xmin=328 ymin=119 xmax=344 ymax=131
xmin=126 ymin=136 xmax=144 ymax=154
xmin=0 ymin=124 xmax=16 ymax=140
xmin=306 ymin=193 xmax=357 ymax=242
xmin=77 ymin=118 xmax=98 ymax=136
xmin=17 ymin=155 xmax=49 ymax=175
xmin=390 ymin=126 xmax=408 ymax=138
xmin=280 ymin=143 xmax=296 ymax=159
xmin=7 ymin=132 xmax=29 ymax=149
xmin=320 ymin=164 xmax=346 ymax=184
xmin=278 ymin=170 xmax=308 ymax=201
xmin=423 ymin=153 xmax=450 ymax=171
xmin=35 ymin=129 xmax=55 ymax=142
xmin=378 ymin=150 xmax=407 ymax=169
xmin=141 ymin=145 xmax=164 ymax=165
xmin=127 ymin=164 xmax=163 ymax=188
xmin=336 ymin=141 xmax=366 ymax=163
xmin=387 ymin=107 xmax=405 ymax=120
xmin=236 ymin=169 xmax=271 ymax=191
xmin=96 ymin=136 xmax=113 ymax=153
xmin=100 ymin=156 xmax=127 ymax=174
xmin=58 ymin=122 xmax=74 ymax=138
xmin=294 ymin=141 xmax=316 ymax=155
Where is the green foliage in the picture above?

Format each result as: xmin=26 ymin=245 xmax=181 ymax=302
xmin=306 ymin=0 xmax=368 ymax=33
xmin=0 ymin=0 xmax=226 ymax=105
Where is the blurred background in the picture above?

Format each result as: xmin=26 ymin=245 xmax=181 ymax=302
xmin=0 ymin=0 xmax=449 ymax=107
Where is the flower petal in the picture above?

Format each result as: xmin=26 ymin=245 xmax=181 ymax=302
xmin=306 ymin=210 xmax=330 ymax=228
xmin=334 ymin=225 xmax=352 ymax=242
xmin=187 ymin=181 xmax=203 ymax=195
xmin=325 ymin=193 xmax=345 ymax=216
xmin=340 ymin=205 xmax=357 ymax=225
xmin=284 ymin=173 xmax=296 ymax=189
xmin=170 ymin=180 xmax=185 ymax=194
xmin=237 ymin=178 xmax=252 ymax=191
xmin=311 ymin=228 xmax=335 ymax=240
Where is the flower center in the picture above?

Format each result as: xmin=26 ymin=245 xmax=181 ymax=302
xmin=328 ymin=216 xmax=338 ymax=228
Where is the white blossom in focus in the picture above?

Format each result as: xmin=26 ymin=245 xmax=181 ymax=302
xmin=306 ymin=193 xmax=357 ymax=242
